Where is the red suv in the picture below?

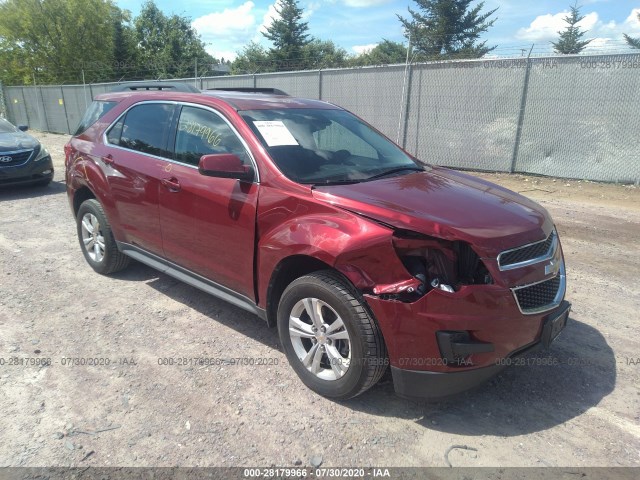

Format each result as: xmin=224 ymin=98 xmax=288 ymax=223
xmin=65 ymin=84 xmax=570 ymax=400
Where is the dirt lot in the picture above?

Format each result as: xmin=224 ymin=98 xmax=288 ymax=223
xmin=0 ymin=131 xmax=638 ymax=468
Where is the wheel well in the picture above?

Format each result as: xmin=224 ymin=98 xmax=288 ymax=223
xmin=265 ymin=255 xmax=332 ymax=327
xmin=73 ymin=187 xmax=96 ymax=217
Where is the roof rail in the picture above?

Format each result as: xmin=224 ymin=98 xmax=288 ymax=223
xmin=112 ymin=82 xmax=200 ymax=93
xmin=208 ymin=87 xmax=289 ymax=96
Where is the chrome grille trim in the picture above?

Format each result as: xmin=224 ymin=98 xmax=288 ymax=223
xmin=498 ymin=228 xmax=558 ymax=271
xmin=511 ymin=261 xmax=566 ymax=315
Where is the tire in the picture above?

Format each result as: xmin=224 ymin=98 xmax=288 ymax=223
xmin=277 ymin=270 xmax=387 ymax=400
xmin=76 ymin=199 xmax=129 ymax=275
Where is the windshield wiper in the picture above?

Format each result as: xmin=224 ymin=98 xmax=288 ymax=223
xmin=365 ymin=166 xmax=423 ymax=181
xmin=310 ymin=179 xmax=364 ymax=187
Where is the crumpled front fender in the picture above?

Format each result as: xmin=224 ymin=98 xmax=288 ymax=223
xmin=256 ymin=196 xmax=419 ymax=308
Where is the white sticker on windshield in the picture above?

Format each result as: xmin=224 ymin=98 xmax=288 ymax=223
xmin=253 ymin=121 xmax=299 ymax=147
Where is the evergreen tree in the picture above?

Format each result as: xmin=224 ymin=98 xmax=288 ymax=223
xmin=352 ymin=40 xmax=408 ymax=66
xmin=623 ymin=13 xmax=640 ymax=49
xmin=262 ymin=0 xmax=310 ymax=71
xmin=112 ymin=9 xmax=138 ymax=80
xmin=551 ymin=4 xmax=593 ymax=54
xmin=398 ymin=0 xmax=497 ymax=60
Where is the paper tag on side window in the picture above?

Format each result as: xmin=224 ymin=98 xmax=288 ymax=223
xmin=253 ymin=121 xmax=299 ymax=147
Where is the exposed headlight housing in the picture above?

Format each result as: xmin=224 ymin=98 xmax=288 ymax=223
xmin=391 ymin=230 xmax=493 ymax=300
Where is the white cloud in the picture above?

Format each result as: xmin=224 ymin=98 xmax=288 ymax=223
xmin=192 ymin=1 xmax=257 ymax=57
xmin=516 ymin=10 xmax=599 ymax=43
xmin=208 ymin=50 xmax=238 ymax=62
xmin=352 ymin=43 xmax=378 ymax=54
xmin=342 ymin=0 xmax=393 ymax=7
xmin=624 ymin=8 xmax=640 ymax=32
xmin=515 ymin=7 xmax=640 ymax=54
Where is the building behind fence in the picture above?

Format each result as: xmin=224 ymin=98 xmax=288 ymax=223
xmin=2 ymin=53 xmax=639 ymax=183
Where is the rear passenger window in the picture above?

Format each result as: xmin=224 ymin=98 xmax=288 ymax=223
xmin=114 ymin=103 xmax=175 ymax=158
xmin=107 ymin=117 xmax=124 ymax=145
xmin=174 ymin=106 xmax=249 ymax=166
xmin=75 ymin=100 xmax=117 ymax=135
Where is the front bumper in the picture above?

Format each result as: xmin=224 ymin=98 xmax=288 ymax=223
xmin=391 ymin=362 xmax=506 ymax=400
xmin=391 ymin=300 xmax=570 ymax=399
xmin=365 ymin=274 xmax=571 ymax=399
xmin=0 ymin=157 xmax=54 ymax=186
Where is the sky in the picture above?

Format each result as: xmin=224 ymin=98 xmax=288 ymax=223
xmin=115 ymin=0 xmax=640 ymax=61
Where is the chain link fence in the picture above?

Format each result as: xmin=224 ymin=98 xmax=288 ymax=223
xmin=2 ymin=53 xmax=639 ymax=183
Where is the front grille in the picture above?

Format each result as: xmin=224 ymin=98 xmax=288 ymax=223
xmin=513 ymin=275 xmax=562 ymax=314
xmin=499 ymin=230 xmax=556 ymax=269
xmin=0 ymin=149 xmax=34 ymax=167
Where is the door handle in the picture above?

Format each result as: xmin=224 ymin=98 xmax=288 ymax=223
xmin=102 ymin=154 xmax=114 ymax=166
xmin=161 ymin=177 xmax=181 ymax=192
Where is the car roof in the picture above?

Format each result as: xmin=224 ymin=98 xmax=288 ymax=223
xmin=95 ymin=90 xmax=340 ymax=111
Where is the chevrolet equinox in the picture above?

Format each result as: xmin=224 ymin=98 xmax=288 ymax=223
xmin=65 ymin=84 xmax=571 ymax=400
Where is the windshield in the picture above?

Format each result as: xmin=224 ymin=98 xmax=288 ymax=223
xmin=240 ymin=108 xmax=425 ymax=185
xmin=0 ymin=118 xmax=18 ymax=134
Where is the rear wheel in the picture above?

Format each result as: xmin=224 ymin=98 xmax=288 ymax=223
xmin=77 ymin=199 xmax=129 ymax=274
xmin=277 ymin=271 xmax=387 ymax=399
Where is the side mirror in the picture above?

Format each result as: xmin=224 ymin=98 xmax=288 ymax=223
xmin=18 ymin=125 xmax=29 ymax=132
xmin=198 ymin=154 xmax=254 ymax=181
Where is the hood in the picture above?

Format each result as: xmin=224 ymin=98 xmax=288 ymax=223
xmin=0 ymin=130 xmax=39 ymax=152
xmin=311 ymin=167 xmax=554 ymax=256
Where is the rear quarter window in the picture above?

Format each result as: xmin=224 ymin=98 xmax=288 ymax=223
xmin=113 ymin=103 xmax=175 ymax=158
xmin=75 ymin=100 xmax=118 ymax=135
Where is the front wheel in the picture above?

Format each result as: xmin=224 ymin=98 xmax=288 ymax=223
xmin=277 ymin=271 xmax=387 ymax=399
xmin=76 ymin=199 xmax=129 ymax=274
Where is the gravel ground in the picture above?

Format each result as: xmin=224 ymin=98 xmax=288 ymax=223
xmin=0 ymin=131 xmax=638 ymax=468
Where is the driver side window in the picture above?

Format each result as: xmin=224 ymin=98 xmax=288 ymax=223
xmin=313 ymin=121 xmax=377 ymax=159
xmin=174 ymin=106 xmax=249 ymax=167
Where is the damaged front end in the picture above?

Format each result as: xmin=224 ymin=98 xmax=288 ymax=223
xmin=374 ymin=229 xmax=493 ymax=302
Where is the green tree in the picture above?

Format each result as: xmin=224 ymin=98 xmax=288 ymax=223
xmin=398 ymin=0 xmax=497 ymax=60
xmin=231 ymin=42 xmax=273 ymax=74
xmin=111 ymin=8 xmax=138 ymax=80
xmin=0 ymin=0 xmax=120 ymax=84
xmin=352 ymin=40 xmax=408 ymax=66
xmin=0 ymin=40 xmax=33 ymax=85
xmin=134 ymin=1 xmax=216 ymax=79
xmin=552 ymin=4 xmax=593 ymax=54
xmin=623 ymin=13 xmax=640 ymax=49
xmin=262 ymin=0 xmax=311 ymax=71
xmin=302 ymin=40 xmax=349 ymax=69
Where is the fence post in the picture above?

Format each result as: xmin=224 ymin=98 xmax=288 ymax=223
xmin=60 ymin=86 xmax=71 ymax=134
xmin=318 ymin=69 xmax=323 ymax=100
xmin=401 ymin=65 xmax=413 ymax=150
xmin=510 ymin=46 xmax=534 ymax=173
xmin=253 ymin=74 xmax=257 ymax=89
xmin=38 ymin=86 xmax=50 ymax=132
xmin=19 ymin=88 xmax=31 ymax=127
